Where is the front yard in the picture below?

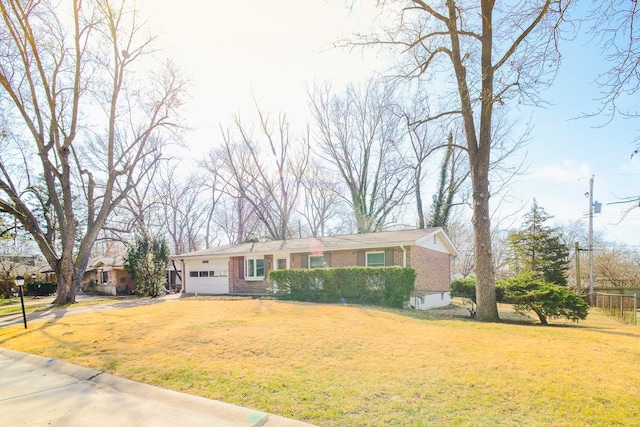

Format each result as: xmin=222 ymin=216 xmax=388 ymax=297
xmin=0 ymin=298 xmax=638 ymax=426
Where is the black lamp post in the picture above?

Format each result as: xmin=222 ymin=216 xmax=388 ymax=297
xmin=14 ymin=275 xmax=27 ymax=329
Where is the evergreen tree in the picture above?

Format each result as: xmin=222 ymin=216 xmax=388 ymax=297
xmin=124 ymin=233 xmax=170 ymax=297
xmin=508 ymin=201 xmax=570 ymax=286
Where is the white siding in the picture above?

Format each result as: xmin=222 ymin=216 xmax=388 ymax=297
xmin=409 ymin=292 xmax=451 ymax=310
xmin=184 ymin=258 xmax=230 ymax=294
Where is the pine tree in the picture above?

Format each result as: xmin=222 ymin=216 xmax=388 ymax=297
xmin=123 ymin=233 xmax=170 ymax=297
xmin=508 ymin=201 xmax=570 ymax=286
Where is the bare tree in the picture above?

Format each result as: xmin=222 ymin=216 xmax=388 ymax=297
xmin=0 ymin=1 xmax=185 ymax=305
xmin=398 ymin=92 xmax=439 ymax=229
xmin=589 ymin=1 xmax=640 ymax=123
xmin=101 ymin=158 xmax=167 ymax=241
xmin=594 ymin=245 xmax=640 ymax=288
xmin=156 ymin=167 xmax=214 ymax=255
xmin=205 ymin=107 xmax=309 ymax=241
xmin=309 ymin=79 xmax=411 ymax=233
xmin=297 ymin=161 xmax=351 ymax=237
xmin=448 ymin=220 xmax=475 ymax=277
xmin=215 ymin=196 xmax=263 ymax=245
xmin=357 ymin=0 xmax=573 ymax=320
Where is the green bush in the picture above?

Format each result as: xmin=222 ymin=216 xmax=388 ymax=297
xmin=268 ymin=267 xmax=416 ymax=309
xmin=497 ymin=271 xmax=589 ymax=325
xmin=450 ymin=277 xmax=477 ymax=302
xmin=26 ymin=281 xmax=57 ymax=296
xmin=451 ymin=276 xmax=506 ymax=303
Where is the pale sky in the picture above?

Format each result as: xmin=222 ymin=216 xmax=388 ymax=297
xmin=136 ymin=0 xmax=639 ymax=248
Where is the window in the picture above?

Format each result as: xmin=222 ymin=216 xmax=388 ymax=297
xmin=245 ymin=258 xmax=265 ymax=279
xmin=101 ymin=271 xmax=109 ymax=283
xmin=189 ymin=271 xmax=198 ymax=278
xmin=199 ymin=271 xmax=209 ymax=277
xmin=210 ymin=271 xmax=216 ymax=277
xmin=276 ymin=258 xmax=288 ymax=270
xmin=219 ymin=270 xmax=228 ymax=277
xmin=309 ymin=255 xmax=324 ymax=269
xmin=366 ymin=252 xmax=385 ymax=267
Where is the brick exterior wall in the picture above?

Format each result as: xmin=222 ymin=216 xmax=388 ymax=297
xmin=224 ymin=245 xmax=450 ymax=296
xmin=408 ymin=246 xmax=451 ymax=294
xmin=327 ymin=250 xmax=357 ymax=267
xmin=290 ymin=254 xmax=303 ymax=269
xmin=229 ymin=255 xmax=271 ymax=294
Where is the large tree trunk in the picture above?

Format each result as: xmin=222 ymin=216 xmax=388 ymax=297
xmin=472 ymin=0 xmax=500 ymax=322
xmin=471 ymin=169 xmax=499 ymax=322
xmin=54 ymin=263 xmax=77 ymax=305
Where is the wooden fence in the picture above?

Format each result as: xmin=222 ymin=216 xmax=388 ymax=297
xmin=592 ymin=292 xmax=637 ymax=325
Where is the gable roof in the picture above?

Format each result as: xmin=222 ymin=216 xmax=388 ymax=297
xmin=85 ymin=254 xmax=125 ymax=271
xmin=175 ymin=228 xmax=457 ymax=259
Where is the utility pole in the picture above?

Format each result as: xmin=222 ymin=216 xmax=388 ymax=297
xmin=575 ymin=242 xmax=582 ymax=293
xmin=588 ymin=176 xmax=594 ymax=295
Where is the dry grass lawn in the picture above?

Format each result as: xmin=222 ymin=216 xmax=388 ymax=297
xmin=1 ymin=298 xmax=639 ymax=426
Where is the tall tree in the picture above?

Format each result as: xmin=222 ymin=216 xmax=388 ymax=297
xmin=206 ymin=108 xmax=309 ymax=242
xmin=0 ymin=1 xmax=185 ymax=305
xmin=155 ymin=167 xmax=215 ymax=255
xmin=428 ymin=131 xmax=469 ymax=230
xmin=581 ymin=2 xmax=640 ymax=207
xmin=360 ymin=0 xmax=573 ymax=320
xmin=398 ymin=90 xmax=438 ymax=229
xmin=298 ymin=161 xmax=350 ymax=238
xmin=508 ymin=201 xmax=570 ymax=286
xmin=309 ymin=79 xmax=410 ymax=233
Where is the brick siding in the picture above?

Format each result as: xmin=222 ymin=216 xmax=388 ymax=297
xmin=229 ymin=255 xmax=271 ymax=294
xmin=408 ymin=246 xmax=451 ymax=294
xmin=225 ymin=245 xmax=449 ymax=296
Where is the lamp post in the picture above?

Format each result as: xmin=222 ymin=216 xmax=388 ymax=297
xmin=14 ymin=275 xmax=27 ymax=329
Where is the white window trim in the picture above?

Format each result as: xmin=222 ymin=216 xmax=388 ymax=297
xmin=366 ymin=251 xmax=385 ymax=267
xmin=245 ymin=257 xmax=265 ymax=281
xmin=308 ymin=254 xmax=325 ymax=269
xmin=273 ymin=255 xmax=290 ymax=270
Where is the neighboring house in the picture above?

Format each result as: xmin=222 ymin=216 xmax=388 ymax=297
xmin=174 ymin=228 xmax=458 ymax=309
xmin=82 ymin=255 xmax=183 ymax=295
xmin=83 ymin=255 xmax=135 ymax=295
xmin=0 ymin=257 xmax=41 ymax=298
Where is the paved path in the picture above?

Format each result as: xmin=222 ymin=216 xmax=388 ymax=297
xmin=0 ymin=293 xmax=181 ymax=328
xmin=0 ymin=295 xmax=316 ymax=427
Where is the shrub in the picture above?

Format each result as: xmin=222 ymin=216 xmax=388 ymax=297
xmin=497 ymin=271 xmax=589 ymax=325
xmin=450 ymin=277 xmax=478 ymax=317
xmin=124 ymin=233 xmax=170 ymax=297
xmin=269 ymin=267 xmax=416 ymax=309
xmin=451 ymin=277 xmax=506 ymax=303
xmin=26 ymin=281 xmax=57 ymax=297
xmin=450 ymin=277 xmax=477 ymax=302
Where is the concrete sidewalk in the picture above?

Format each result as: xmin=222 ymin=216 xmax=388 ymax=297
xmin=0 ymin=347 xmax=315 ymax=427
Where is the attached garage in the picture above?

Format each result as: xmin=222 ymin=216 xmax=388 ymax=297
xmin=174 ymin=228 xmax=457 ymax=306
xmin=184 ymin=258 xmax=229 ymax=294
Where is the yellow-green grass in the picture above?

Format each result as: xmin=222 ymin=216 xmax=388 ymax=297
xmin=1 ymin=299 xmax=639 ymax=426
xmin=0 ymin=301 xmax=53 ymax=316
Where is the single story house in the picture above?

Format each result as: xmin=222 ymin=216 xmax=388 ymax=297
xmin=83 ymin=255 xmax=135 ymax=295
xmin=82 ymin=255 xmax=183 ymax=295
xmin=174 ymin=228 xmax=458 ymax=309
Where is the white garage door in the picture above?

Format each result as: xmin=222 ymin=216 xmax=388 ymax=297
xmin=187 ymin=261 xmax=229 ymax=294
